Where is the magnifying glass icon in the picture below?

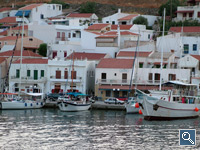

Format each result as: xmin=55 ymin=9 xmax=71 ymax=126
xmin=182 ymin=132 xmax=194 ymax=144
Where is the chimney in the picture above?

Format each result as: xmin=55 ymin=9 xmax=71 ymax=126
xmin=118 ymin=8 xmax=121 ymax=14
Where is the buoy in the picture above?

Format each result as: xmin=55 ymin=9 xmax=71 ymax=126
xmin=135 ymin=103 xmax=139 ymax=108
xmin=194 ymin=107 xmax=199 ymax=112
xmin=139 ymin=109 xmax=142 ymax=114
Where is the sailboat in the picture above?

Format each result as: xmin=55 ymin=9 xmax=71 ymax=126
xmin=57 ymin=52 xmax=91 ymax=112
xmin=0 ymin=11 xmax=44 ymax=110
xmin=137 ymin=8 xmax=200 ymax=120
xmin=125 ymin=33 xmax=140 ymax=114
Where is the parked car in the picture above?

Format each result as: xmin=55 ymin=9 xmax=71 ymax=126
xmin=118 ymin=97 xmax=128 ymax=101
xmin=104 ymin=97 xmax=124 ymax=104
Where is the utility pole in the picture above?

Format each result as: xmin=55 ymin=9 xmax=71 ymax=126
xmin=170 ymin=0 xmax=172 ymax=20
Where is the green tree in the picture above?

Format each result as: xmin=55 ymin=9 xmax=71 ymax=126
xmin=133 ymin=16 xmax=148 ymax=26
xmin=80 ymin=2 xmax=96 ymax=13
xmin=38 ymin=43 xmax=47 ymax=57
xmin=158 ymin=0 xmax=181 ymax=18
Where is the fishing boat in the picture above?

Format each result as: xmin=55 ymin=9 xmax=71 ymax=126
xmin=137 ymin=81 xmax=200 ymax=120
xmin=0 ymin=93 xmax=44 ymax=110
xmin=57 ymin=92 xmax=91 ymax=111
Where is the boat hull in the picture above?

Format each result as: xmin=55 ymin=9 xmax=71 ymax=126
xmin=58 ymin=102 xmax=91 ymax=112
xmin=125 ymin=104 xmax=139 ymax=113
xmin=0 ymin=101 xmax=44 ymax=110
xmin=139 ymin=97 xmax=200 ymax=121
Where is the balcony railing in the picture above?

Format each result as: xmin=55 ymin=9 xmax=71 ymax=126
xmin=11 ymin=76 xmax=47 ymax=82
xmin=50 ymin=76 xmax=82 ymax=82
xmin=56 ymin=37 xmax=69 ymax=41
xmin=97 ymin=79 xmax=166 ymax=85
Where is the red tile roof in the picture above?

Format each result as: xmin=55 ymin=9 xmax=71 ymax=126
xmin=87 ymin=24 xmax=110 ymax=30
xmin=0 ymin=7 xmax=12 ymax=12
xmin=12 ymin=25 xmax=28 ymax=30
xmin=0 ymin=36 xmax=17 ymax=41
xmin=0 ymin=17 xmax=16 ymax=23
xmin=67 ymin=13 xmax=93 ymax=18
xmin=0 ymin=50 xmax=42 ymax=57
xmin=13 ymin=58 xmax=48 ymax=64
xmin=117 ymin=51 xmax=152 ymax=57
xmin=111 ymin=25 xmax=133 ymax=30
xmin=67 ymin=52 xmax=106 ymax=60
xmin=0 ymin=30 xmax=7 ymax=36
xmin=19 ymin=4 xmax=43 ymax=10
xmin=169 ymin=26 xmax=200 ymax=33
xmin=191 ymin=55 xmax=200 ymax=61
xmin=96 ymin=35 xmax=117 ymax=38
xmin=118 ymin=14 xmax=138 ymax=21
xmin=97 ymin=58 xmax=134 ymax=69
xmin=0 ymin=57 xmax=8 ymax=63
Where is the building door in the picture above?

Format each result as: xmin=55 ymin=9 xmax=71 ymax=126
xmin=71 ymin=71 xmax=76 ymax=79
xmin=34 ymin=70 xmax=38 ymax=80
xmin=61 ymin=32 xmax=65 ymax=41
xmin=56 ymin=70 xmax=61 ymax=79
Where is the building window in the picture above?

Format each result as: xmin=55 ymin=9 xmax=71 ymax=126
xmin=59 ymin=6 xmax=61 ymax=11
xmin=41 ymin=70 xmax=44 ymax=77
xmin=193 ymin=44 xmax=197 ymax=51
xmin=183 ymin=44 xmax=189 ymax=54
xmin=16 ymin=69 xmax=20 ymax=78
xmin=64 ymin=51 xmax=67 ymax=57
xmin=29 ymin=38 xmax=33 ymax=41
xmin=183 ymin=13 xmax=186 ymax=17
xmin=168 ymin=74 xmax=176 ymax=80
xmin=71 ymin=71 xmax=76 ymax=79
xmin=106 ymin=90 xmax=111 ymax=97
xmin=148 ymin=73 xmax=152 ymax=81
xmin=198 ymin=12 xmax=200 ymax=18
xmin=139 ymin=63 xmax=143 ymax=68
xmin=40 ymin=14 xmax=44 ymax=19
xmin=148 ymin=34 xmax=150 ymax=39
xmin=73 ymin=33 xmax=76 ymax=38
xmin=112 ymin=21 xmax=115 ymax=25
xmin=4 ymin=41 xmax=7 ymax=45
xmin=52 ymin=51 xmax=57 ymax=58
xmin=53 ymin=5 xmax=55 ymax=10
xmin=34 ymin=70 xmax=38 ymax=80
xmin=189 ymin=13 xmax=193 ymax=18
xmin=57 ymin=32 xmax=60 ymax=38
xmin=114 ymin=73 xmax=117 ymax=76
xmin=155 ymin=73 xmax=160 ymax=81
xmin=106 ymin=21 xmax=109 ymax=23
xmin=27 ymin=70 xmax=30 ymax=77
xmin=64 ymin=71 xmax=68 ymax=79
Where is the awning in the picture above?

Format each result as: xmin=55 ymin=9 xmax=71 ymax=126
xmin=99 ymin=85 xmax=172 ymax=91
xmin=25 ymin=93 xmax=43 ymax=96
xmin=163 ymin=81 xmax=197 ymax=87
xmin=15 ymin=10 xmax=31 ymax=17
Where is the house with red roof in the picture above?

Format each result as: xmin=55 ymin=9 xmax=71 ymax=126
xmin=157 ymin=26 xmax=200 ymax=57
xmin=7 ymin=25 xmax=29 ymax=37
xmin=95 ymin=56 xmax=191 ymax=99
xmin=66 ymin=13 xmax=98 ymax=26
xmin=175 ymin=0 xmax=200 ymax=21
xmin=0 ymin=7 xmax=12 ymax=19
xmin=9 ymin=58 xmax=48 ymax=95
xmin=15 ymin=3 xmax=62 ymax=23
xmin=86 ymin=23 xmax=111 ymax=33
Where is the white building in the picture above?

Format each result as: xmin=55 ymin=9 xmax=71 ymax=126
xmin=15 ymin=3 xmax=62 ymax=23
xmin=47 ymin=58 xmax=95 ymax=95
xmin=157 ymin=26 xmax=200 ymax=57
xmin=9 ymin=58 xmax=48 ymax=97
xmin=175 ymin=0 xmax=200 ymax=22
xmin=66 ymin=13 xmax=98 ymax=26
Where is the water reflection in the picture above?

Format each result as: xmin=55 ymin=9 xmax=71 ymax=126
xmin=0 ymin=109 xmax=199 ymax=149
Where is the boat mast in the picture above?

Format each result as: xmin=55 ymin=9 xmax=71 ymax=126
xmin=159 ymin=8 xmax=166 ymax=91
xmin=19 ymin=11 xmax=25 ymax=97
xmin=71 ymin=52 xmax=75 ymax=92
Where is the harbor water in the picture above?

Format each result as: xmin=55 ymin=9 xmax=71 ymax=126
xmin=0 ymin=109 xmax=199 ymax=150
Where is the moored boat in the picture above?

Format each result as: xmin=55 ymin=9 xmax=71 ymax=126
xmin=136 ymin=81 xmax=200 ymax=120
xmin=125 ymin=97 xmax=139 ymax=113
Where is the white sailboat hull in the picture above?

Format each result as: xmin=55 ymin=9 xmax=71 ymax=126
xmin=0 ymin=101 xmax=44 ymax=110
xmin=140 ymin=98 xmax=200 ymax=120
xmin=58 ymin=102 xmax=91 ymax=112
xmin=125 ymin=103 xmax=139 ymax=113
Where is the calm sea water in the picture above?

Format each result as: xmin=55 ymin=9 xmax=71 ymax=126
xmin=0 ymin=109 xmax=199 ymax=150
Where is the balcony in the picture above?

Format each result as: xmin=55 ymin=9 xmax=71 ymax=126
xmin=50 ymin=76 xmax=82 ymax=83
xmin=56 ymin=37 xmax=69 ymax=41
xmin=10 ymin=76 xmax=47 ymax=83
xmin=97 ymin=79 xmax=166 ymax=86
